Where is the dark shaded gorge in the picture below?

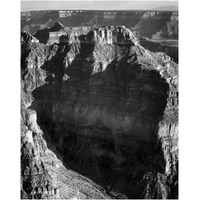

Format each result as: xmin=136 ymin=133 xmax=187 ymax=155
xmin=30 ymin=36 xmax=170 ymax=198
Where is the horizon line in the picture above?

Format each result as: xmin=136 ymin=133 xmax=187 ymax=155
xmin=21 ymin=8 xmax=178 ymax=12
xmin=21 ymin=1 xmax=178 ymax=12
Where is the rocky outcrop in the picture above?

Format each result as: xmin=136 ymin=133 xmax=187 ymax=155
xmin=21 ymin=25 xmax=178 ymax=199
xmin=52 ymin=27 xmax=138 ymax=47
xmin=34 ymin=22 xmax=65 ymax=44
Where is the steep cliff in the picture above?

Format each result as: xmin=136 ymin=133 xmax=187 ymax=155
xmin=139 ymin=37 xmax=178 ymax=63
xmin=152 ymin=12 xmax=178 ymax=40
xmin=21 ymin=32 xmax=113 ymax=199
xmin=135 ymin=11 xmax=178 ymax=39
xmin=21 ymin=25 xmax=178 ymax=199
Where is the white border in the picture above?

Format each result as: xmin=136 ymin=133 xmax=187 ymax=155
xmin=2 ymin=0 xmax=200 ymax=199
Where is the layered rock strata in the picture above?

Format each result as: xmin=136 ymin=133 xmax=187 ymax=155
xmin=139 ymin=37 xmax=178 ymax=63
xmin=21 ymin=25 xmax=178 ymax=199
xmin=21 ymin=10 xmax=178 ymax=40
xmin=21 ymin=31 xmax=113 ymax=199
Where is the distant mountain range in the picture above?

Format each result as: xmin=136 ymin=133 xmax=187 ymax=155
xmin=153 ymin=5 xmax=178 ymax=11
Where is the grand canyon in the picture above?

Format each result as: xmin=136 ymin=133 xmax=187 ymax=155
xmin=21 ymin=8 xmax=178 ymax=199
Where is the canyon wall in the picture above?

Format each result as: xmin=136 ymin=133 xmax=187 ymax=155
xmin=21 ymin=26 xmax=178 ymax=198
xmin=139 ymin=37 xmax=178 ymax=63
xmin=21 ymin=10 xmax=178 ymax=40
xmin=21 ymin=32 xmax=113 ymax=199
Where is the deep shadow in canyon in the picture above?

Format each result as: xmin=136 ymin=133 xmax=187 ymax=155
xmin=29 ymin=34 xmax=172 ymax=198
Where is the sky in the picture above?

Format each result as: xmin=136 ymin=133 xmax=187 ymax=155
xmin=21 ymin=0 xmax=178 ymax=11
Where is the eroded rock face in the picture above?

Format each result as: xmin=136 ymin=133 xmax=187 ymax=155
xmin=21 ymin=26 xmax=178 ymax=199
xmin=139 ymin=37 xmax=178 ymax=63
xmin=21 ymin=32 xmax=113 ymax=199
xmin=135 ymin=11 xmax=178 ymax=40
xmin=21 ymin=106 xmax=111 ymax=199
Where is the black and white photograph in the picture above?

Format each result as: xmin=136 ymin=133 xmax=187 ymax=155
xmin=19 ymin=0 xmax=179 ymax=199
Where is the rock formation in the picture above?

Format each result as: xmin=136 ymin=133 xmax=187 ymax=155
xmin=139 ymin=37 xmax=178 ymax=63
xmin=21 ymin=10 xmax=178 ymax=40
xmin=21 ymin=25 xmax=178 ymax=199
xmin=135 ymin=11 xmax=178 ymax=39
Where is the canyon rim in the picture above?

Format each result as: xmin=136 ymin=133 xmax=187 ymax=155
xmin=20 ymin=1 xmax=178 ymax=199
